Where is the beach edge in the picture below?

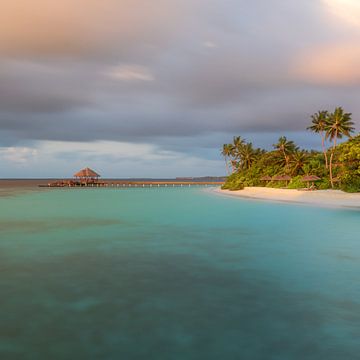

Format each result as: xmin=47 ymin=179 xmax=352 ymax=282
xmin=210 ymin=187 xmax=360 ymax=210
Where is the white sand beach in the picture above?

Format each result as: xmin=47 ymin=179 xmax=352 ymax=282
xmin=215 ymin=187 xmax=360 ymax=209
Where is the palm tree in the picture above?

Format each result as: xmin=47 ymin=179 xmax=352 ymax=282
xmin=307 ymin=110 xmax=329 ymax=169
xmin=302 ymin=164 xmax=312 ymax=176
xmin=221 ymin=144 xmax=233 ymax=175
xmin=273 ymin=136 xmax=297 ymax=170
xmin=240 ymin=142 xmax=257 ymax=170
xmin=231 ymin=136 xmax=245 ymax=169
xmin=290 ymin=151 xmax=308 ymax=176
xmin=325 ymin=107 xmax=355 ymax=188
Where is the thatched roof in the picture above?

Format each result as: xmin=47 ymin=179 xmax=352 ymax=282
xmin=272 ymin=175 xmax=292 ymax=181
xmin=302 ymin=175 xmax=321 ymax=182
xmin=260 ymin=176 xmax=272 ymax=181
xmin=74 ymin=167 xmax=100 ymax=178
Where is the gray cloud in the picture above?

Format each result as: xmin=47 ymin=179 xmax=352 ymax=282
xmin=0 ymin=0 xmax=359 ymax=173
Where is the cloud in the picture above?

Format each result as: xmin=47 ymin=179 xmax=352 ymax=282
xmin=0 ymin=0 xmax=189 ymax=59
xmin=203 ymin=41 xmax=217 ymax=49
xmin=322 ymin=0 xmax=360 ymax=28
xmin=107 ymin=64 xmax=155 ymax=82
xmin=291 ymin=43 xmax=360 ymax=86
xmin=0 ymin=0 xmax=359 ymax=177
xmin=41 ymin=140 xmax=177 ymax=162
xmin=0 ymin=60 xmax=95 ymax=113
xmin=0 ymin=147 xmax=38 ymax=164
xmin=0 ymin=141 xmax=223 ymax=177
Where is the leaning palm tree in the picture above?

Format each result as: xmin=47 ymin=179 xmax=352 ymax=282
xmin=273 ymin=136 xmax=297 ymax=170
xmin=221 ymin=143 xmax=233 ymax=175
xmin=307 ymin=110 xmax=329 ymax=169
xmin=325 ymin=107 xmax=355 ymax=188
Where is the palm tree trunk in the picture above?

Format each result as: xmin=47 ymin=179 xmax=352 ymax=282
xmin=329 ymin=134 xmax=337 ymax=188
xmin=224 ymin=156 xmax=230 ymax=175
xmin=282 ymin=149 xmax=288 ymax=170
xmin=329 ymin=151 xmax=334 ymax=188
xmin=230 ymin=161 xmax=236 ymax=173
xmin=321 ymin=134 xmax=328 ymax=169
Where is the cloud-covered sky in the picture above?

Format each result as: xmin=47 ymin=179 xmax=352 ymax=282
xmin=0 ymin=0 xmax=359 ymax=177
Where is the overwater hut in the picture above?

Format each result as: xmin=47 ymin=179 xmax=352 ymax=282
xmin=272 ymin=175 xmax=292 ymax=186
xmin=301 ymin=175 xmax=321 ymax=189
xmin=74 ymin=167 xmax=100 ymax=185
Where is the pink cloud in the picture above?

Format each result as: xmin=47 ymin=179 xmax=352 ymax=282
xmin=291 ymin=43 xmax=360 ymax=85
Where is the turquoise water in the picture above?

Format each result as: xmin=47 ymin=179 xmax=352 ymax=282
xmin=0 ymin=187 xmax=359 ymax=359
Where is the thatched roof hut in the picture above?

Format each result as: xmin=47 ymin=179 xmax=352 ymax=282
xmin=272 ymin=175 xmax=291 ymax=181
xmin=272 ymin=175 xmax=291 ymax=186
xmin=260 ymin=175 xmax=272 ymax=181
xmin=74 ymin=167 xmax=100 ymax=179
xmin=301 ymin=175 xmax=321 ymax=182
xmin=301 ymin=175 xmax=321 ymax=189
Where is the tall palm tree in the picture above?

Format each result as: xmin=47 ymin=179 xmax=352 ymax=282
xmin=307 ymin=110 xmax=329 ymax=169
xmin=273 ymin=136 xmax=297 ymax=170
xmin=221 ymin=144 xmax=233 ymax=175
xmin=325 ymin=107 xmax=355 ymax=188
xmin=231 ymin=136 xmax=245 ymax=169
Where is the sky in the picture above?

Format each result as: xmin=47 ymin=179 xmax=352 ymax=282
xmin=0 ymin=0 xmax=359 ymax=178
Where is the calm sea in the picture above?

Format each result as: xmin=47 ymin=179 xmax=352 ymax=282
xmin=0 ymin=187 xmax=359 ymax=359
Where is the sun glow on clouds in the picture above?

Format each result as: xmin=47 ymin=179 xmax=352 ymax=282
xmin=108 ymin=64 xmax=155 ymax=82
xmin=323 ymin=0 xmax=360 ymax=27
xmin=292 ymin=44 xmax=360 ymax=85
xmin=293 ymin=0 xmax=360 ymax=85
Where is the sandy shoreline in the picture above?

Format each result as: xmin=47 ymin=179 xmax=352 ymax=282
xmin=214 ymin=187 xmax=360 ymax=210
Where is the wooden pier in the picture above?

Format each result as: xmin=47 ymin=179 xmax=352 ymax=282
xmin=39 ymin=168 xmax=224 ymax=188
xmin=39 ymin=180 xmax=224 ymax=188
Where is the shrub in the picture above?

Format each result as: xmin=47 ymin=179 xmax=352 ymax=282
xmin=288 ymin=176 xmax=305 ymax=189
xmin=341 ymin=174 xmax=360 ymax=193
xmin=316 ymin=178 xmax=331 ymax=190
xmin=221 ymin=173 xmax=245 ymax=190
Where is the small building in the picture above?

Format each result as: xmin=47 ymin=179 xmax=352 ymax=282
xmin=260 ymin=175 xmax=272 ymax=184
xmin=272 ymin=175 xmax=292 ymax=186
xmin=74 ymin=167 xmax=101 ymax=185
xmin=301 ymin=175 xmax=321 ymax=189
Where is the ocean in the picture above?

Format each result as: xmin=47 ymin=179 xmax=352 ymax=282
xmin=0 ymin=186 xmax=359 ymax=359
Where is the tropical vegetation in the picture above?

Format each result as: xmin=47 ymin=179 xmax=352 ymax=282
xmin=221 ymin=107 xmax=359 ymax=192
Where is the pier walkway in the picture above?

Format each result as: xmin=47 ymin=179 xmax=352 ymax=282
xmin=40 ymin=181 xmax=224 ymax=188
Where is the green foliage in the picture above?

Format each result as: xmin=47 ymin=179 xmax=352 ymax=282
xmin=307 ymin=110 xmax=328 ymax=134
xmin=287 ymin=176 xmax=305 ymax=189
xmin=221 ymin=173 xmax=245 ymax=191
xmin=267 ymin=181 xmax=286 ymax=188
xmin=340 ymin=174 xmax=360 ymax=193
xmin=317 ymin=178 xmax=332 ymax=190
xmin=221 ymin=128 xmax=359 ymax=193
xmin=337 ymin=135 xmax=360 ymax=192
xmin=325 ymin=107 xmax=355 ymax=141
